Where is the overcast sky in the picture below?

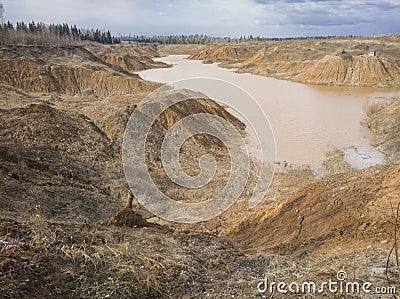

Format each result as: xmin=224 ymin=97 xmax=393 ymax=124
xmin=2 ymin=0 xmax=400 ymax=37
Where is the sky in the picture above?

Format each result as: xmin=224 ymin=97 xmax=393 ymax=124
xmin=1 ymin=0 xmax=400 ymax=37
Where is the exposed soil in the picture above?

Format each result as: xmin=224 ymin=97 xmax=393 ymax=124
xmin=295 ymin=54 xmax=400 ymax=87
xmin=0 ymin=44 xmax=245 ymax=225
xmin=0 ymin=217 xmax=272 ymax=298
xmin=86 ymin=43 xmax=171 ymax=72
xmin=102 ymin=207 xmax=155 ymax=228
xmin=227 ymin=165 xmax=400 ymax=257
xmin=367 ymin=99 xmax=400 ymax=164
xmin=0 ymin=41 xmax=399 ymax=298
xmin=185 ymin=36 xmax=400 ymax=87
xmin=188 ymin=46 xmax=254 ymax=62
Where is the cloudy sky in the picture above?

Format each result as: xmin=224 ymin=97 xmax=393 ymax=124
xmin=2 ymin=0 xmax=400 ymax=37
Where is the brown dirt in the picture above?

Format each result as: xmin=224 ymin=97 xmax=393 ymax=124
xmin=0 ymin=217 xmax=273 ymax=298
xmin=187 ymin=36 xmax=400 ymax=87
xmin=227 ymin=165 xmax=400 ymax=257
xmin=102 ymin=207 xmax=153 ymax=228
xmin=0 ymin=44 xmax=246 ymax=225
xmin=1 ymin=42 xmax=400 ymax=298
xmin=0 ymin=45 xmax=155 ymax=96
xmin=295 ymin=54 xmax=400 ymax=87
xmin=86 ymin=44 xmax=171 ymax=72
xmin=188 ymin=46 xmax=255 ymax=62
xmin=0 ymin=103 xmax=123 ymax=223
xmin=367 ymin=99 xmax=400 ymax=163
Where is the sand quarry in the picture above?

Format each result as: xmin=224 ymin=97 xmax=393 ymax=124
xmin=1 ymin=36 xmax=400 ymax=298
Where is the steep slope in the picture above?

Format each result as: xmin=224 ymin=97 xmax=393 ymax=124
xmin=228 ymin=165 xmax=400 ymax=257
xmin=244 ymin=46 xmax=292 ymax=64
xmin=188 ymin=46 xmax=253 ymax=62
xmin=0 ymin=45 xmax=247 ymax=225
xmin=86 ymin=44 xmax=171 ymax=72
xmin=367 ymin=99 xmax=400 ymax=163
xmin=295 ymin=54 xmax=400 ymax=87
xmin=237 ymin=46 xmax=313 ymax=77
xmin=0 ymin=45 xmax=154 ymax=96
xmin=243 ymin=47 xmax=271 ymax=64
xmin=186 ymin=37 xmax=400 ymax=87
xmin=0 ymin=104 xmax=122 ymax=223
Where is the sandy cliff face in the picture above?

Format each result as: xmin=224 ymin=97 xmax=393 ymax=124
xmin=295 ymin=54 xmax=400 ymax=87
xmin=188 ymin=46 xmax=253 ymax=61
xmin=86 ymin=44 xmax=171 ymax=72
xmin=0 ymin=44 xmax=245 ymax=223
xmin=228 ymin=164 xmax=400 ymax=257
xmin=0 ymin=46 xmax=156 ymax=96
xmin=187 ymin=37 xmax=400 ymax=87
xmin=238 ymin=52 xmax=400 ymax=87
xmin=244 ymin=46 xmax=291 ymax=64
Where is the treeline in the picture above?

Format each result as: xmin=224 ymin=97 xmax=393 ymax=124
xmin=121 ymin=34 xmax=343 ymax=45
xmin=122 ymin=34 xmax=216 ymax=44
xmin=0 ymin=21 xmax=121 ymax=46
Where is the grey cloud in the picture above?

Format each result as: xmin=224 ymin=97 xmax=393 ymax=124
xmin=254 ymin=0 xmax=400 ymax=29
xmin=1 ymin=0 xmax=399 ymax=37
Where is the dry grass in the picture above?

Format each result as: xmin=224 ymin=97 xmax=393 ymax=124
xmin=366 ymin=98 xmax=400 ymax=164
xmin=363 ymin=97 xmax=397 ymax=118
xmin=29 ymin=204 xmax=56 ymax=247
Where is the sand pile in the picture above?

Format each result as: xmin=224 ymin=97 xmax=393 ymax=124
xmin=228 ymin=164 xmax=400 ymax=257
xmin=187 ymin=37 xmax=400 ymax=87
xmin=86 ymin=44 xmax=170 ymax=72
xmin=0 ymin=104 xmax=121 ymax=223
xmin=102 ymin=208 xmax=152 ymax=228
xmin=188 ymin=46 xmax=253 ymax=61
xmin=0 ymin=46 xmax=154 ymax=96
xmin=295 ymin=54 xmax=400 ymax=87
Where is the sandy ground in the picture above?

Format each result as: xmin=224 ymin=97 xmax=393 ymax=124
xmin=168 ymin=35 xmax=400 ymax=87
xmin=0 ymin=42 xmax=399 ymax=298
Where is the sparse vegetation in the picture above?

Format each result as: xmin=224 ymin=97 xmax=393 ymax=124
xmin=367 ymin=98 xmax=400 ymax=164
xmin=185 ymin=36 xmax=400 ymax=87
xmin=364 ymin=98 xmax=396 ymax=117
xmin=1 ymin=35 xmax=400 ymax=298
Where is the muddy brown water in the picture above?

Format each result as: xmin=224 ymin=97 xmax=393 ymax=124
xmin=137 ymin=55 xmax=400 ymax=172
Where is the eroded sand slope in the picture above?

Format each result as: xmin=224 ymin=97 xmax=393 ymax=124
xmin=185 ymin=36 xmax=400 ymax=87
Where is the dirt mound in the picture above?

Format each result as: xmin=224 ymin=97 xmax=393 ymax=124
xmin=188 ymin=46 xmax=253 ymax=62
xmin=102 ymin=208 xmax=152 ymax=228
xmin=243 ymin=47 xmax=271 ymax=64
xmin=186 ymin=36 xmax=400 ymax=87
xmin=0 ymin=217 xmax=273 ymax=298
xmin=295 ymin=54 xmax=400 ymax=87
xmin=237 ymin=60 xmax=311 ymax=77
xmin=0 ymin=46 xmax=247 ymax=224
xmin=267 ymin=46 xmax=291 ymax=61
xmin=0 ymin=45 xmax=154 ymax=96
xmin=239 ymin=52 xmax=400 ymax=87
xmin=228 ymin=164 xmax=400 ymax=257
xmin=86 ymin=44 xmax=170 ymax=72
xmin=238 ymin=46 xmax=317 ymax=77
xmin=0 ymin=104 xmax=122 ymax=223
xmin=367 ymin=99 xmax=400 ymax=163
xmin=157 ymin=44 xmax=208 ymax=56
